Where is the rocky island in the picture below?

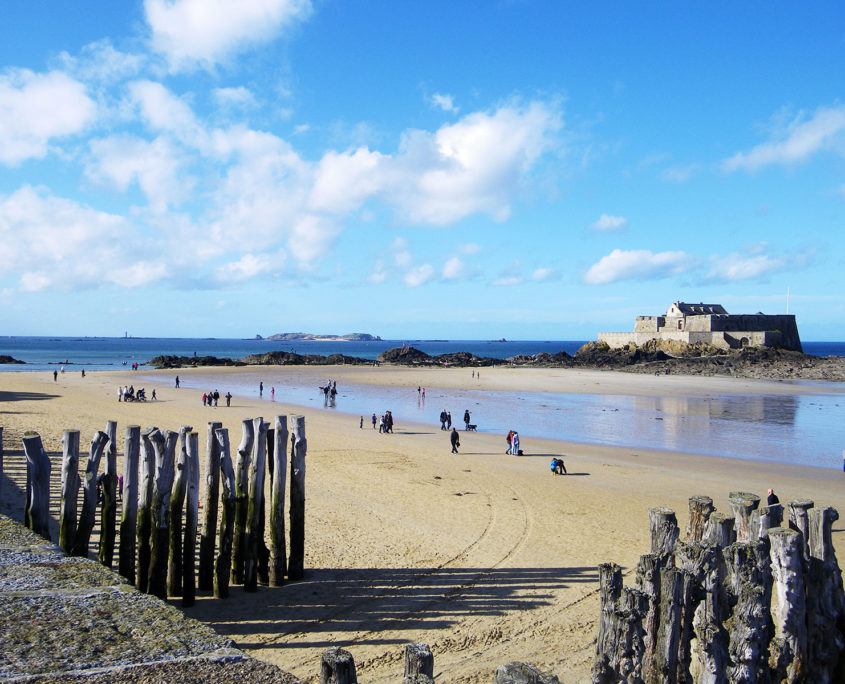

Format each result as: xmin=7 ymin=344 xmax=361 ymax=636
xmin=254 ymin=332 xmax=381 ymax=341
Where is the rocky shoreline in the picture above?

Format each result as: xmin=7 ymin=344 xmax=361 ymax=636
xmin=149 ymin=341 xmax=845 ymax=382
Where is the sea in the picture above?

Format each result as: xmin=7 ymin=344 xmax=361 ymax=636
xmin=2 ymin=336 xmax=844 ymax=469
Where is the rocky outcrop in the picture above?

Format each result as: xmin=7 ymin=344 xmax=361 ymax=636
xmin=0 ymin=355 xmax=24 ymax=364
xmin=377 ymin=346 xmax=433 ymax=365
xmin=239 ymin=351 xmax=370 ymax=366
xmin=148 ymin=355 xmax=245 ymax=369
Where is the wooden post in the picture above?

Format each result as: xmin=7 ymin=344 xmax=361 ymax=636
xmin=654 ymin=567 xmax=685 ymax=683
xmin=198 ymin=420 xmax=222 ymax=591
xmin=148 ymin=429 xmax=178 ymax=600
xmin=136 ymin=428 xmax=156 ymax=592
xmin=288 ymin=415 xmax=306 ymax=581
xmin=270 ymin=415 xmax=289 ymax=586
xmin=118 ymin=425 xmax=140 ymax=584
xmin=702 ymin=511 xmax=735 ymax=548
xmin=787 ymin=499 xmax=814 ymax=561
xmin=404 ymin=643 xmax=434 ymax=682
xmin=98 ymin=420 xmax=118 ymax=568
xmin=768 ymin=528 xmax=807 ymax=683
xmin=232 ymin=418 xmax=254 ymax=584
xmin=244 ymin=417 xmax=268 ymax=592
xmin=71 ymin=430 xmax=108 ymax=556
xmin=758 ymin=503 xmax=783 ymax=539
xmin=167 ymin=426 xmax=192 ymax=596
xmin=648 ymin=506 xmax=678 ymax=556
xmin=0 ymin=426 xmax=3 ymax=500
xmin=59 ymin=430 xmax=80 ymax=552
xmin=685 ymin=495 xmax=714 ymax=543
xmin=182 ymin=430 xmax=200 ymax=607
xmin=320 ymin=647 xmax=358 ymax=684
xmin=634 ymin=553 xmax=661 ymax=682
xmin=22 ymin=432 xmax=51 ymax=540
xmin=258 ymin=427 xmax=271 ymax=585
xmin=214 ymin=427 xmax=235 ymax=599
xmin=728 ymin=491 xmax=760 ymax=543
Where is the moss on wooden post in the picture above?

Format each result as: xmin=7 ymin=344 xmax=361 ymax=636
xmin=270 ymin=415 xmax=289 ymax=586
xmin=232 ymin=418 xmax=254 ymax=585
xmin=148 ymin=429 xmax=178 ymax=600
xmin=118 ymin=425 xmax=140 ymax=584
xmin=244 ymin=417 xmax=268 ymax=592
xmin=167 ymin=426 xmax=192 ymax=596
xmin=59 ymin=429 xmax=80 ymax=552
xmin=288 ymin=415 xmax=306 ymax=581
xmin=98 ymin=420 xmax=118 ymax=568
xmin=136 ymin=427 xmax=156 ymax=592
xmin=198 ymin=420 xmax=222 ymax=591
xmin=214 ymin=427 xmax=235 ymax=599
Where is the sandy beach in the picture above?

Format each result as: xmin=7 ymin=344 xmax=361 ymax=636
xmin=1 ymin=366 xmax=843 ymax=683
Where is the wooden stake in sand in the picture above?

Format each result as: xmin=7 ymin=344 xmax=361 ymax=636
xmin=768 ymin=528 xmax=807 ymax=682
xmin=0 ymin=427 xmax=4 ymax=500
xmin=136 ymin=427 xmax=156 ymax=592
xmin=98 ymin=420 xmax=118 ymax=568
xmin=404 ymin=643 xmax=434 ymax=683
xmin=59 ymin=429 xmax=80 ymax=552
xmin=269 ymin=415 xmax=289 ymax=586
xmin=167 ymin=426 xmax=192 ymax=596
xmin=214 ymin=427 xmax=235 ymax=599
xmin=148 ymin=429 xmax=178 ymax=600
xmin=22 ymin=432 xmax=51 ymax=540
xmin=118 ymin=425 xmax=140 ymax=584
xmin=71 ymin=430 xmax=108 ymax=557
xmin=182 ymin=430 xmax=200 ymax=607
xmin=244 ymin=417 xmax=268 ymax=592
xmin=320 ymin=647 xmax=358 ymax=684
xmin=232 ymin=418 xmax=254 ymax=585
xmin=288 ymin=415 xmax=306 ymax=581
xmin=198 ymin=420 xmax=222 ymax=591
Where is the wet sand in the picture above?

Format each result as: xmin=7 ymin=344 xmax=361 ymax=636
xmin=1 ymin=366 xmax=843 ymax=682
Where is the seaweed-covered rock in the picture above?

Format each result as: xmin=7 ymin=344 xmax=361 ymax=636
xmin=378 ymin=346 xmax=432 ymax=364
xmin=148 ymin=355 xmax=243 ymax=369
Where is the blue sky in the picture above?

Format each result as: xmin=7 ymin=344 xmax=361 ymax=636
xmin=1 ymin=1 xmax=843 ymax=340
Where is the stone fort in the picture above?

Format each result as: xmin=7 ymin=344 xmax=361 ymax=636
xmin=598 ymin=301 xmax=802 ymax=351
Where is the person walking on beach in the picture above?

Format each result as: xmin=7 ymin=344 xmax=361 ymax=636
xmin=271 ymin=387 xmax=275 ymax=401
xmin=151 ymin=389 xmax=157 ymax=401
xmin=385 ymin=411 xmax=394 ymax=433
xmin=225 ymin=392 xmax=232 ymax=407
xmin=118 ymin=386 xmax=123 ymax=402
xmin=378 ymin=415 xmax=385 ymax=433
xmin=53 ymin=370 xmax=57 ymax=381
xmin=175 ymin=375 xmax=180 ymax=388
xmin=202 ymin=392 xmax=207 ymax=406
xmin=446 ymin=412 xmax=452 ymax=429
xmin=463 ymin=409 xmax=471 ymax=430
xmin=213 ymin=389 xmax=219 ymax=406
xmin=440 ymin=409 xmax=447 ymax=430
xmin=360 ymin=416 xmax=364 ymax=429
xmin=512 ymin=431 xmax=520 ymax=455
xmin=450 ymin=427 xmax=460 ymax=454
xmin=259 ymin=381 xmax=263 ymax=397
xmin=372 ymin=413 xmax=377 ymax=429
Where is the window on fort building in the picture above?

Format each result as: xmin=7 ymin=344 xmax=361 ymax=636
xmin=678 ymin=320 xmax=683 ymax=330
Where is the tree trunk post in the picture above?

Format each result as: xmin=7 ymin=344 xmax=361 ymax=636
xmin=118 ymin=425 xmax=140 ymax=584
xmin=258 ymin=427 xmax=272 ymax=585
xmin=182 ymin=430 xmax=200 ymax=607
xmin=22 ymin=432 xmax=52 ymax=540
xmin=768 ymin=528 xmax=807 ymax=683
xmin=758 ymin=503 xmax=784 ymax=539
xmin=686 ymin=495 xmax=714 ymax=543
xmin=167 ymin=426 xmax=192 ymax=597
xmin=214 ymin=427 xmax=235 ymax=599
xmin=232 ymin=418 xmax=254 ymax=585
xmin=702 ymin=511 xmax=735 ymax=548
xmin=98 ymin=420 xmax=118 ymax=568
xmin=635 ymin=553 xmax=662 ymax=682
xmin=787 ymin=499 xmax=814 ymax=561
xmin=136 ymin=427 xmax=156 ymax=593
xmin=649 ymin=506 xmax=678 ymax=556
xmin=654 ymin=567 xmax=685 ymax=683
xmin=320 ymin=647 xmax=358 ymax=684
xmin=244 ymin=417 xmax=268 ymax=592
xmin=148 ymin=429 xmax=178 ymax=600
xmin=0 ymin=426 xmax=3 ymax=500
xmin=404 ymin=643 xmax=434 ymax=681
xmin=71 ymin=430 xmax=108 ymax=556
xmin=198 ymin=420 xmax=222 ymax=591
xmin=728 ymin=491 xmax=760 ymax=543
xmin=288 ymin=415 xmax=306 ymax=581
xmin=270 ymin=415 xmax=289 ymax=586
xmin=59 ymin=429 xmax=80 ymax=552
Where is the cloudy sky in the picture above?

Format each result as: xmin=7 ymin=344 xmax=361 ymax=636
xmin=1 ymin=1 xmax=843 ymax=339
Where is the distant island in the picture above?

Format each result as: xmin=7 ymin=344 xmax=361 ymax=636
xmin=254 ymin=332 xmax=382 ymax=342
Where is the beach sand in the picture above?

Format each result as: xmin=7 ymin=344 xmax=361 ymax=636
xmin=1 ymin=366 xmax=843 ymax=682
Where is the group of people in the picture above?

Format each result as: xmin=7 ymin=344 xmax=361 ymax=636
xmin=549 ymin=458 xmax=567 ymax=475
xmin=202 ymin=389 xmax=232 ymax=407
xmin=506 ymin=430 xmax=521 ymax=455
xmin=368 ymin=411 xmax=394 ymax=433
xmin=321 ymin=380 xmax=338 ymax=399
xmin=118 ymin=385 xmax=152 ymax=402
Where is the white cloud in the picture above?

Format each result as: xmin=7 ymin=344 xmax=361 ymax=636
xmin=394 ymin=250 xmax=412 ymax=268
xmin=429 ymin=93 xmax=458 ymax=113
xmin=442 ymin=256 xmax=467 ymax=280
xmin=583 ymin=248 xmax=689 ymax=285
xmin=213 ymin=86 xmax=257 ymax=109
xmin=460 ymin=242 xmax=481 ymax=255
xmin=704 ymin=248 xmax=813 ymax=282
xmin=0 ymin=69 xmax=96 ymax=164
xmin=492 ymin=276 xmax=523 ymax=286
xmin=661 ymin=164 xmax=698 ymax=182
xmin=724 ymin=105 xmax=845 ymax=172
xmin=57 ymin=40 xmax=144 ymax=84
xmin=367 ymin=260 xmax=387 ymax=284
xmin=214 ymin=251 xmax=283 ymax=282
xmin=531 ymin=267 xmax=557 ymax=281
xmin=128 ymin=80 xmax=203 ymax=144
xmin=590 ymin=214 xmax=627 ymax=232
xmin=145 ymin=0 xmax=312 ymax=72
xmin=404 ymin=264 xmax=434 ymax=287
xmin=309 ymin=147 xmax=386 ymax=213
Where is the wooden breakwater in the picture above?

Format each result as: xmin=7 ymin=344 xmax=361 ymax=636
xmin=3 ymin=416 xmax=306 ymax=604
xmin=592 ymin=493 xmax=845 ymax=683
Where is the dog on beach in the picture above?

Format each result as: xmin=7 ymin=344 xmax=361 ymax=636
xmin=466 ymin=424 xmax=477 ymax=431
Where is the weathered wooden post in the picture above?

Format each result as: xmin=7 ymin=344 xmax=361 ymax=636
xmin=728 ymin=491 xmax=760 ymax=543
xmin=288 ymin=415 xmax=306 ymax=581
xmin=98 ymin=420 xmax=118 ymax=568
xmin=404 ymin=643 xmax=434 ymax=683
xmin=232 ymin=418 xmax=254 ymax=584
xmin=686 ymin=495 xmax=714 ymax=543
xmin=768 ymin=528 xmax=807 ymax=682
xmin=320 ymin=647 xmax=357 ymax=684
xmin=167 ymin=426 xmax=192 ymax=596
xmin=182 ymin=430 xmax=200 ymax=607
xmin=634 ymin=553 xmax=661 ymax=682
xmin=758 ymin=503 xmax=783 ymax=538
xmin=702 ymin=511 xmax=735 ymax=548
xmin=148 ymin=429 xmax=178 ymax=600
xmin=59 ymin=429 xmax=80 ymax=552
xmin=118 ymin=425 xmax=140 ymax=584
xmin=214 ymin=427 xmax=235 ymax=599
xmin=787 ymin=499 xmax=814 ymax=561
xmin=71 ymin=430 xmax=109 ymax=556
xmin=270 ymin=415 xmax=289 ymax=586
xmin=258 ymin=427 xmax=272 ymax=585
xmin=244 ymin=418 xmax=268 ymax=592
xmin=0 ymin=426 xmax=3 ymax=500
xmin=22 ymin=432 xmax=51 ymax=540
xmin=649 ymin=506 xmax=678 ymax=556
xmin=136 ymin=428 xmax=156 ymax=592
xmin=198 ymin=420 xmax=222 ymax=591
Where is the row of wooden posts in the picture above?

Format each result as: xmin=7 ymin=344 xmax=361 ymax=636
xmin=7 ymin=416 xmax=306 ymax=605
